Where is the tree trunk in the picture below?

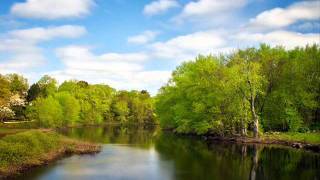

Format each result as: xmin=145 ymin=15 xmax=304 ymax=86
xmin=250 ymin=144 xmax=260 ymax=180
xmin=241 ymin=118 xmax=247 ymax=136
xmin=250 ymin=96 xmax=259 ymax=139
xmin=241 ymin=145 xmax=247 ymax=159
xmin=241 ymin=98 xmax=248 ymax=136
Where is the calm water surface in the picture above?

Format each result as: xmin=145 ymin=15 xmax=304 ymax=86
xmin=15 ymin=126 xmax=320 ymax=180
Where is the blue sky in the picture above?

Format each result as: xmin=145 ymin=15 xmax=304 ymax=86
xmin=0 ymin=0 xmax=319 ymax=94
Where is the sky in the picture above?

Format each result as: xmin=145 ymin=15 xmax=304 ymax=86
xmin=0 ymin=0 xmax=319 ymax=95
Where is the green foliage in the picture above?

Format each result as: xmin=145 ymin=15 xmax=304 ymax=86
xmin=156 ymin=55 xmax=238 ymax=135
xmin=5 ymin=74 xmax=28 ymax=95
xmin=0 ymin=131 xmax=59 ymax=167
xmin=112 ymin=100 xmax=129 ymax=123
xmin=111 ymin=90 xmax=157 ymax=124
xmin=24 ymin=79 xmax=156 ymax=127
xmin=285 ymin=107 xmax=303 ymax=132
xmin=156 ymin=44 xmax=320 ymax=135
xmin=0 ymin=130 xmax=100 ymax=174
xmin=55 ymin=92 xmax=80 ymax=126
xmin=0 ymin=75 xmax=11 ymax=106
xmin=262 ymin=132 xmax=320 ymax=144
xmin=27 ymin=83 xmax=41 ymax=102
xmin=37 ymin=75 xmax=58 ymax=97
xmin=0 ymin=74 xmax=28 ymax=121
xmin=27 ymin=96 xmax=63 ymax=128
xmin=27 ymin=75 xmax=57 ymax=102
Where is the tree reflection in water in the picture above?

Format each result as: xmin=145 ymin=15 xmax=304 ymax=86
xmin=52 ymin=126 xmax=320 ymax=180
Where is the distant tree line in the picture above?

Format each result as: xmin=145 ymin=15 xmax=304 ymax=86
xmin=0 ymin=74 xmax=156 ymax=127
xmin=156 ymin=44 xmax=320 ymax=137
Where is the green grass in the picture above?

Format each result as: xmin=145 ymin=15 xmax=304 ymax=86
xmin=262 ymin=132 xmax=320 ymax=144
xmin=0 ymin=128 xmax=31 ymax=138
xmin=0 ymin=130 xmax=101 ymax=178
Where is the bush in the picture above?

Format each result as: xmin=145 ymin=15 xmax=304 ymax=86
xmin=0 ymin=131 xmax=60 ymax=167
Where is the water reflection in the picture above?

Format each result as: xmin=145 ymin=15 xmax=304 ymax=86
xmin=17 ymin=125 xmax=320 ymax=180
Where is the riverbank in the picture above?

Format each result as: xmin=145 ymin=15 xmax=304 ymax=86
xmin=203 ymin=132 xmax=320 ymax=153
xmin=0 ymin=128 xmax=30 ymax=138
xmin=0 ymin=130 xmax=101 ymax=179
xmin=166 ymin=129 xmax=320 ymax=153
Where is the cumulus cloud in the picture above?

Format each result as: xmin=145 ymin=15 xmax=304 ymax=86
xmin=148 ymin=29 xmax=319 ymax=62
xmin=174 ymin=0 xmax=247 ymax=23
xmin=143 ymin=0 xmax=179 ymax=16
xmin=0 ymin=54 xmax=44 ymax=73
xmin=248 ymin=1 xmax=320 ymax=30
xmin=7 ymin=25 xmax=86 ymax=43
xmin=149 ymin=30 xmax=230 ymax=61
xmin=53 ymin=46 xmax=170 ymax=94
xmin=56 ymin=46 xmax=146 ymax=72
xmin=0 ymin=25 xmax=86 ymax=74
xmin=128 ymin=31 xmax=159 ymax=45
xmin=11 ymin=0 xmax=94 ymax=20
xmin=234 ymin=30 xmax=319 ymax=49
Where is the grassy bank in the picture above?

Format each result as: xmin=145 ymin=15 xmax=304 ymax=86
xmin=203 ymin=131 xmax=320 ymax=152
xmin=0 ymin=128 xmax=30 ymax=138
xmin=261 ymin=132 xmax=320 ymax=145
xmin=0 ymin=130 xmax=101 ymax=178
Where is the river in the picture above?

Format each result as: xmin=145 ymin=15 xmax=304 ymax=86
xmin=14 ymin=125 xmax=320 ymax=180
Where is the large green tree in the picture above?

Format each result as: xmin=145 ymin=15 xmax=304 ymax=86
xmin=156 ymin=44 xmax=320 ymax=136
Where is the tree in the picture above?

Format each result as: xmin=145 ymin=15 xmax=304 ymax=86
xmin=55 ymin=92 xmax=80 ymax=126
xmin=156 ymin=44 xmax=319 ymax=136
xmin=26 ymin=75 xmax=57 ymax=102
xmin=0 ymin=75 xmax=11 ymax=107
xmin=229 ymin=48 xmax=265 ymax=138
xmin=27 ymin=83 xmax=41 ymax=102
xmin=0 ymin=107 xmax=15 ymax=122
xmin=26 ymin=96 xmax=63 ymax=127
xmin=112 ymin=100 xmax=129 ymax=123
xmin=5 ymin=73 xmax=28 ymax=95
xmin=0 ymin=74 xmax=28 ymax=121
xmin=37 ymin=75 xmax=58 ymax=97
xmin=156 ymin=55 xmax=232 ymax=135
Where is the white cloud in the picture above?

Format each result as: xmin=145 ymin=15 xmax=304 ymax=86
xmin=0 ymin=25 xmax=86 ymax=74
xmin=149 ymin=30 xmax=229 ymax=61
xmin=248 ymin=1 xmax=320 ymax=30
xmin=128 ymin=31 xmax=159 ymax=44
xmin=148 ymin=29 xmax=319 ymax=62
xmin=0 ymin=54 xmax=45 ymax=73
xmin=234 ymin=30 xmax=319 ymax=49
xmin=11 ymin=0 xmax=94 ymax=20
xmin=56 ymin=46 xmax=146 ymax=72
xmin=143 ymin=0 xmax=179 ymax=16
xmin=54 ymin=46 xmax=170 ymax=94
xmin=174 ymin=0 xmax=247 ymax=23
xmin=0 ymin=25 xmax=86 ymax=54
xmin=8 ymin=25 xmax=86 ymax=43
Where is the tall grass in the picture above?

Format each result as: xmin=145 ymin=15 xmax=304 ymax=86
xmin=0 ymin=130 xmax=100 ymax=177
xmin=262 ymin=132 xmax=320 ymax=144
xmin=0 ymin=130 xmax=60 ymax=168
